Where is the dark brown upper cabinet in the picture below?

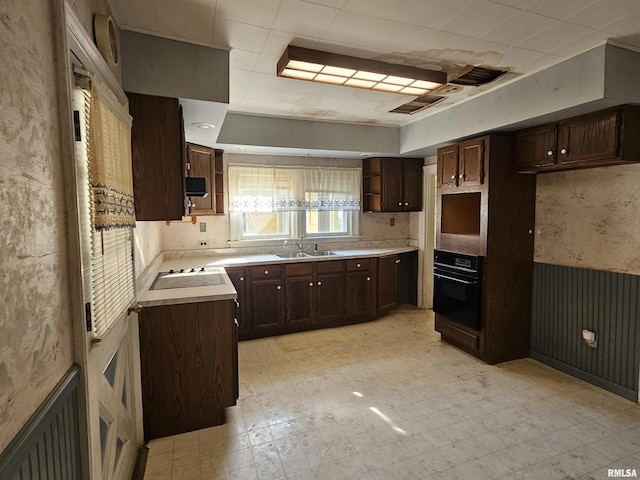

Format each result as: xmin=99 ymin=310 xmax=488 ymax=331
xmin=185 ymin=143 xmax=225 ymax=215
xmin=363 ymin=157 xmax=423 ymax=212
xmin=437 ymin=137 xmax=484 ymax=189
xmin=514 ymin=105 xmax=640 ymax=173
xmin=127 ymin=92 xmax=186 ymax=221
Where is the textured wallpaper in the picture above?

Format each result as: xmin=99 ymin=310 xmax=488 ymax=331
xmin=534 ymin=163 xmax=640 ymax=275
xmin=0 ymin=0 xmax=74 ymax=453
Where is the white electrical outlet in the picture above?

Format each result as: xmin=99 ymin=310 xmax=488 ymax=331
xmin=198 ymin=240 xmax=209 ymax=247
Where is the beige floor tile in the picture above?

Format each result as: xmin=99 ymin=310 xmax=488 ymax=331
xmin=141 ymin=308 xmax=640 ymax=480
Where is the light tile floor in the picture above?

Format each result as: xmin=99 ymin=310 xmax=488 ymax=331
xmin=143 ymin=307 xmax=640 ymax=480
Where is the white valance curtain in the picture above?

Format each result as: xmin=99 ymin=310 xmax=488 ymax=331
xmin=228 ymin=164 xmax=361 ymax=212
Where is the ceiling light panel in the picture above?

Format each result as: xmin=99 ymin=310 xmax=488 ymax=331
xmin=277 ymin=46 xmax=447 ymax=96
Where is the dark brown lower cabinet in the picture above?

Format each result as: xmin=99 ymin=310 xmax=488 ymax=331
xmin=227 ymin=256 xmax=403 ymax=340
xmin=344 ymin=259 xmax=375 ymax=321
xmin=315 ymin=261 xmax=344 ymax=323
xmin=248 ymin=265 xmax=285 ymax=333
xmin=138 ymin=300 xmax=237 ymax=441
xmin=377 ymin=254 xmax=398 ymax=313
xmin=225 ymin=267 xmax=248 ymax=336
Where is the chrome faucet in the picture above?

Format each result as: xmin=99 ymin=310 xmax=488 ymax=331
xmin=294 ymin=236 xmax=304 ymax=251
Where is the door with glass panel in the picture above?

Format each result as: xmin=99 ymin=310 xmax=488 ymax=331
xmin=68 ymin=29 xmax=143 ymax=479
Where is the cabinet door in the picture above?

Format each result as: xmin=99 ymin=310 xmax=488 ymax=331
xmin=285 ymin=275 xmax=315 ymax=326
xmin=514 ymin=123 xmax=557 ymax=172
xmin=380 ymin=158 xmax=404 ymax=211
xmin=557 ymin=109 xmax=619 ymax=165
xmin=377 ymin=255 xmax=398 ymax=312
xmin=459 ymin=138 xmax=484 ymax=187
xmin=186 ymin=143 xmax=216 ymax=215
xmin=402 ymin=158 xmax=423 ymax=211
xmin=225 ymin=267 xmax=248 ymax=335
xmin=345 ymin=270 xmax=372 ymax=320
xmin=316 ymin=271 xmax=344 ymax=323
xmin=138 ymin=301 xmax=235 ymax=439
xmin=250 ymin=279 xmax=284 ymax=331
xmin=437 ymin=145 xmax=459 ymax=188
xmin=128 ymin=92 xmax=185 ymax=221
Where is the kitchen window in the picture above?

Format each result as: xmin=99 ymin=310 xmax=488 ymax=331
xmin=228 ymin=164 xmax=360 ymax=243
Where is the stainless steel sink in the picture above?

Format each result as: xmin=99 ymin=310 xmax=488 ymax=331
xmin=276 ymin=252 xmax=311 ymax=259
xmin=308 ymin=251 xmax=338 ymax=256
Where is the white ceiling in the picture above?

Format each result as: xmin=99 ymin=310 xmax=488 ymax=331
xmin=108 ymin=0 xmax=640 ymax=155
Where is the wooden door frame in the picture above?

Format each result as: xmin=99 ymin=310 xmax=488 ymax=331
xmin=418 ymin=163 xmax=437 ymax=309
xmin=52 ymin=2 xmax=143 ymax=478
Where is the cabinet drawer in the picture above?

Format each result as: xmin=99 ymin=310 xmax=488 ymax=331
xmin=250 ymin=265 xmax=282 ymax=280
xmin=345 ymin=258 xmax=370 ymax=271
xmin=316 ymin=260 xmax=343 ymax=274
xmin=285 ymin=262 xmax=313 ymax=276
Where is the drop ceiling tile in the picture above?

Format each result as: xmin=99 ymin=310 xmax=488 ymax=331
xmin=343 ymin=0 xmax=474 ymax=30
xmin=602 ymin=9 xmax=640 ymax=36
xmin=440 ymin=1 xmax=519 ymax=39
xmin=415 ymin=30 xmax=475 ymax=52
xmin=565 ymin=0 xmax=640 ymax=29
xmin=254 ymin=53 xmax=280 ymax=74
xmin=516 ymin=52 xmax=564 ymax=75
xmin=109 ymin=0 xmax=158 ymax=31
xmin=154 ymin=0 xmax=216 ymax=45
xmin=213 ymin=19 xmax=270 ymax=52
xmin=230 ymin=49 xmax=261 ymax=71
xmin=482 ymin=10 xmax=557 ymax=45
xmin=517 ymin=21 xmax=594 ymax=53
xmin=215 ymin=0 xmax=282 ymax=29
xmin=272 ymin=0 xmax=340 ymax=38
xmin=304 ymin=0 xmax=349 ymax=7
xmin=322 ymin=10 xmax=434 ymax=53
xmin=496 ymin=46 xmax=544 ymax=69
xmin=525 ymin=0 xmax=598 ymax=20
xmin=548 ymin=29 xmax=611 ymax=56
xmin=487 ymin=0 xmax=537 ymax=9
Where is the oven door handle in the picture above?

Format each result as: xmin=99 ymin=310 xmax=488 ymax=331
xmin=433 ymin=272 xmax=478 ymax=285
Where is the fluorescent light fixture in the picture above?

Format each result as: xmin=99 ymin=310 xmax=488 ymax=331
xmin=277 ymin=45 xmax=447 ymax=96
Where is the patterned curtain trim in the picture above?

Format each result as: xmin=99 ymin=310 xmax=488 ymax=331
xmin=88 ymin=76 xmax=136 ymax=230
xmin=92 ymin=184 xmax=136 ymax=230
xmin=230 ymin=197 xmax=360 ymax=212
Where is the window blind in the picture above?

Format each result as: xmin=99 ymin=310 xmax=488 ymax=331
xmin=73 ymin=72 xmax=135 ymax=339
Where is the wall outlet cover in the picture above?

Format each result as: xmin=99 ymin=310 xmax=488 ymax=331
xmin=198 ymin=240 xmax=209 ymax=247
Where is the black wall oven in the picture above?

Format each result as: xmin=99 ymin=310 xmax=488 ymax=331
xmin=433 ymin=249 xmax=482 ymax=330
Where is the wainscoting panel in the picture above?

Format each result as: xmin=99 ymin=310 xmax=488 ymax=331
xmin=0 ymin=365 xmax=82 ymax=479
xmin=530 ymin=263 xmax=640 ymax=400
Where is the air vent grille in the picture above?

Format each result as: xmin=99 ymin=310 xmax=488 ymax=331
xmin=450 ymin=65 xmax=507 ymax=86
xmin=390 ymin=94 xmax=446 ymax=114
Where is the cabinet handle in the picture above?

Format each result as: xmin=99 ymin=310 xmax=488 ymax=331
xmin=404 ymin=202 xmax=408 ymax=206
xmin=398 ymin=202 xmax=402 ymax=206
xmin=560 ymin=148 xmax=567 ymax=155
xmin=458 ymin=174 xmax=464 ymax=179
xmin=264 ymin=270 xmax=269 ymax=275
xmin=396 ymin=259 xmax=400 ymax=264
xmin=366 ymin=277 xmax=371 ymax=281
xmin=309 ymin=282 xmax=314 ymax=287
xmin=317 ymin=281 xmax=322 ymax=286
xmin=547 ymin=150 xmax=554 ymax=156
xmin=357 ymin=263 xmax=361 ymax=268
xmin=276 ymin=285 xmax=281 ymax=290
xmin=240 ymin=276 xmax=244 ymax=282
xmin=451 ymin=174 xmax=456 ymax=179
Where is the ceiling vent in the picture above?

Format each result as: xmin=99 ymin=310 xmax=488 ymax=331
xmin=390 ymin=94 xmax=446 ymax=114
xmin=449 ymin=65 xmax=507 ymax=86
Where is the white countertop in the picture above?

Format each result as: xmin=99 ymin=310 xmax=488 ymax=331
xmin=137 ymin=246 xmax=417 ymax=307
